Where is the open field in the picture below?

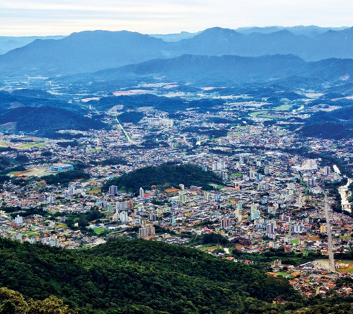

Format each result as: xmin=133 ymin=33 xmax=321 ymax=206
xmin=18 ymin=143 xmax=46 ymax=149
xmin=94 ymin=227 xmax=107 ymax=235
xmin=315 ymin=259 xmax=353 ymax=273
xmin=9 ymin=168 xmax=49 ymax=177
xmin=55 ymin=224 xmax=68 ymax=229
xmin=340 ymin=235 xmax=352 ymax=239
xmin=274 ymin=104 xmax=293 ymax=111
xmin=336 ymin=260 xmax=353 ymax=273
xmin=22 ymin=231 xmax=40 ymax=237
xmin=199 ymin=245 xmax=219 ymax=252
xmin=88 ymin=189 xmax=101 ymax=194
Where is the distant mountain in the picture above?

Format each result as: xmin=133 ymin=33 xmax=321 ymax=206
xmin=150 ymin=31 xmax=200 ymax=42
xmin=2 ymin=27 xmax=353 ymax=76
xmin=0 ymin=30 xmax=170 ymax=76
xmin=82 ymin=54 xmax=353 ymax=85
xmin=0 ymin=35 xmax=64 ymax=55
xmin=0 ymin=106 xmax=105 ymax=135
xmin=235 ymin=26 xmax=348 ymax=37
xmin=174 ymin=27 xmax=353 ymax=61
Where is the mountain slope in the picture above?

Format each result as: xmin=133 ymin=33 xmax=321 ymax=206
xmin=0 ymin=35 xmax=64 ymax=55
xmin=80 ymin=54 xmax=353 ymax=85
xmin=0 ymin=106 xmax=105 ymax=135
xmin=299 ymin=106 xmax=353 ymax=139
xmin=0 ymin=89 xmax=79 ymax=112
xmin=0 ymin=30 xmax=170 ymax=75
xmin=0 ymin=238 xmax=298 ymax=313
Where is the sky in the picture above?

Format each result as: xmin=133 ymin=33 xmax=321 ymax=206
xmin=1 ymin=0 xmax=353 ymax=36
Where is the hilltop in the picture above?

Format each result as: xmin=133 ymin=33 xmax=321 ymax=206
xmin=0 ymin=106 xmax=105 ymax=136
xmin=103 ymin=163 xmax=224 ymax=194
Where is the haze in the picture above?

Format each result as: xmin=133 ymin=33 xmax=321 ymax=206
xmin=1 ymin=0 xmax=352 ymax=36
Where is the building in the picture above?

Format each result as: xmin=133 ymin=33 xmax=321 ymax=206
xmin=51 ymin=163 xmax=74 ymax=172
xmin=109 ymin=185 xmax=118 ymax=196
xmin=250 ymin=203 xmax=260 ymax=221
xmin=119 ymin=211 xmax=128 ymax=223
xmin=212 ymin=160 xmax=226 ymax=171
xmin=266 ymin=220 xmax=276 ymax=239
xmin=139 ymin=187 xmax=145 ymax=199
xmin=14 ymin=215 xmax=23 ymax=226
xmin=139 ymin=224 xmax=156 ymax=238
xmin=179 ymin=191 xmax=187 ymax=203
xmin=292 ymin=224 xmax=304 ymax=234
xmin=220 ymin=217 xmax=232 ymax=229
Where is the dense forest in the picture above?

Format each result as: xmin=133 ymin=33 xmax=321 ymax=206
xmin=300 ymin=106 xmax=353 ymax=140
xmin=0 ymin=238 xmax=295 ymax=313
xmin=0 ymin=106 xmax=105 ymax=136
xmin=103 ymin=163 xmax=223 ymax=194
xmin=0 ymin=239 xmax=352 ymax=313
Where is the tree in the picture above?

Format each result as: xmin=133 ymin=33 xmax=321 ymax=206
xmin=0 ymin=287 xmax=28 ymax=314
xmin=28 ymin=296 xmax=70 ymax=314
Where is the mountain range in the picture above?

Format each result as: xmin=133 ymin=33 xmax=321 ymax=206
xmin=64 ymin=54 xmax=353 ymax=86
xmin=0 ymin=26 xmax=347 ymax=54
xmin=1 ymin=26 xmax=353 ymax=76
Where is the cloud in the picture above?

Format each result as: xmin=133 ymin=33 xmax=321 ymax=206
xmin=0 ymin=0 xmax=352 ymax=36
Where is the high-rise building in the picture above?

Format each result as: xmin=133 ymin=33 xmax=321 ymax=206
xmin=235 ymin=209 xmax=242 ymax=222
xmin=139 ymin=187 xmax=145 ymax=199
xmin=109 ymin=185 xmax=118 ymax=196
xmin=249 ymin=203 xmax=260 ymax=221
xmin=15 ymin=215 xmax=23 ymax=226
xmin=171 ymin=214 xmax=177 ymax=226
xmin=249 ymin=169 xmax=257 ymax=180
xmin=292 ymin=224 xmax=303 ymax=234
xmin=139 ymin=224 xmax=156 ymax=238
xmin=220 ymin=217 xmax=232 ymax=229
xmin=69 ymin=185 xmax=76 ymax=195
xmin=266 ymin=220 xmax=276 ymax=239
xmin=179 ymin=191 xmax=187 ymax=204
xmin=212 ymin=160 xmax=226 ymax=171
xmin=119 ymin=211 xmax=128 ymax=223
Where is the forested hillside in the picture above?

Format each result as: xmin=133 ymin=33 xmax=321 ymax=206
xmin=103 ymin=163 xmax=223 ymax=194
xmin=0 ymin=238 xmax=297 ymax=313
xmin=0 ymin=239 xmax=353 ymax=313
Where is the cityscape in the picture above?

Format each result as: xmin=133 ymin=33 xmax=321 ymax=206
xmin=0 ymin=81 xmax=352 ymax=301
xmin=1 ymin=1 xmax=353 ymax=312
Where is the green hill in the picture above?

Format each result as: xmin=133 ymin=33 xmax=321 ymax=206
xmin=299 ymin=106 xmax=353 ymax=139
xmin=0 ymin=238 xmax=299 ymax=314
xmin=103 ymin=163 xmax=223 ymax=194
xmin=0 ymin=106 xmax=105 ymax=136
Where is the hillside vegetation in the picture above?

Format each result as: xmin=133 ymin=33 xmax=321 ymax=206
xmin=103 ymin=163 xmax=223 ymax=194
xmin=300 ymin=106 xmax=353 ymax=139
xmin=1 ymin=239 xmax=353 ymax=313
xmin=0 ymin=238 xmax=297 ymax=314
xmin=0 ymin=107 xmax=105 ymax=136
